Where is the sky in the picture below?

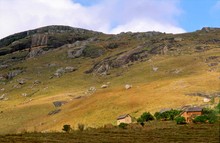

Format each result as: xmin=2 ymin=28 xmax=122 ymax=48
xmin=0 ymin=0 xmax=219 ymax=39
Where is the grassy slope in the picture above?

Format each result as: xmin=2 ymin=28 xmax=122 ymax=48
xmin=0 ymin=31 xmax=220 ymax=134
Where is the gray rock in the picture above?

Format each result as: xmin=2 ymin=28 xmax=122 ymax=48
xmin=34 ymin=80 xmax=41 ymax=84
xmin=65 ymin=66 xmax=77 ymax=72
xmin=67 ymin=45 xmax=86 ymax=58
xmin=0 ymin=64 xmax=8 ymax=69
xmin=54 ymin=68 xmax=65 ymax=77
xmin=6 ymin=70 xmax=23 ymax=80
xmin=28 ymin=47 xmax=45 ymax=58
xmin=53 ymin=101 xmax=68 ymax=107
xmin=174 ymin=37 xmax=183 ymax=42
xmin=17 ymin=79 xmax=26 ymax=85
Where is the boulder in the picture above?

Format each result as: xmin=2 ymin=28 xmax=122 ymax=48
xmin=53 ymin=101 xmax=68 ymax=107
xmin=54 ymin=68 xmax=65 ymax=77
xmin=34 ymin=80 xmax=41 ymax=84
xmin=65 ymin=66 xmax=77 ymax=72
xmin=28 ymin=47 xmax=45 ymax=58
xmin=0 ymin=64 xmax=8 ymax=69
xmin=101 ymin=84 xmax=108 ymax=88
xmin=152 ymin=67 xmax=158 ymax=72
xmin=21 ymin=93 xmax=27 ymax=97
xmin=0 ymin=94 xmax=5 ymax=100
xmin=88 ymin=87 xmax=96 ymax=92
xmin=125 ymin=84 xmax=132 ymax=90
xmin=174 ymin=37 xmax=183 ymax=42
xmin=67 ymin=46 xmax=86 ymax=58
xmin=17 ymin=79 xmax=26 ymax=85
xmin=203 ymin=98 xmax=211 ymax=103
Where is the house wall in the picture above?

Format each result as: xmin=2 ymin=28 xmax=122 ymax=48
xmin=181 ymin=111 xmax=202 ymax=123
xmin=117 ymin=116 xmax=132 ymax=125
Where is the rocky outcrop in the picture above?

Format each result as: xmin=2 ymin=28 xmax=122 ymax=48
xmin=31 ymin=34 xmax=48 ymax=47
xmin=27 ymin=47 xmax=45 ymax=58
xmin=111 ymin=46 xmax=147 ymax=68
xmin=67 ymin=45 xmax=86 ymax=58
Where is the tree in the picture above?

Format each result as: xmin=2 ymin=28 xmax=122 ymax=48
xmin=154 ymin=109 xmax=181 ymax=121
xmin=62 ymin=124 xmax=72 ymax=133
xmin=137 ymin=112 xmax=154 ymax=124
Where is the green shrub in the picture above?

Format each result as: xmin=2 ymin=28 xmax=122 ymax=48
xmin=78 ymin=123 xmax=85 ymax=131
xmin=82 ymin=45 xmax=104 ymax=58
xmin=202 ymin=108 xmax=218 ymax=124
xmin=137 ymin=112 xmax=154 ymax=124
xmin=193 ymin=115 xmax=208 ymax=123
xmin=62 ymin=124 xmax=72 ymax=133
xmin=118 ymin=123 xmax=128 ymax=129
xmin=154 ymin=109 xmax=181 ymax=121
xmin=174 ymin=116 xmax=186 ymax=124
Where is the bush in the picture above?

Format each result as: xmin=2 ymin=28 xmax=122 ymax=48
xmin=78 ymin=123 xmax=85 ymax=131
xmin=193 ymin=115 xmax=208 ymax=123
xmin=202 ymin=108 xmax=218 ymax=124
xmin=175 ymin=116 xmax=186 ymax=124
xmin=62 ymin=124 xmax=72 ymax=133
xmin=82 ymin=45 xmax=104 ymax=58
xmin=118 ymin=123 xmax=128 ymax=129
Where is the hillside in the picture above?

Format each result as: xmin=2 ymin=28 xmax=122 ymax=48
xmin=0 ymin=26 xmax=219 ymax=134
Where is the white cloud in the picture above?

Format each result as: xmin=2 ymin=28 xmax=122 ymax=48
xmin=0 ymin=0 xmax=185 ymax=39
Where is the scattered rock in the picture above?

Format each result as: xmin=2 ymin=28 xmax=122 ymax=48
xmin=17 ymin=79 xmax=26 ymax=85
xmin=46 ymin=63 xmax=57 ymax=67
xmin=65 ymin=66 xmax=77 ymax=72
xmin=48 ymin=109 xmax=61 ymax=115
xmin=152 ymin=67 xmax=159 ymax=72
xmin=21 ymin=93 xmax=27 ymax=97
xmin=34 ymin=80 xmax=41 ymax=84
xmin=67 ymin=45 xmax=86 ymax=58
xmin=125 ymin=84 xmax=132 ymax=90
xmin=0 ymin=94 xmax=6 ymax=100
xmin=173 ymin=37 xmax=183 ymax=42
xmin=101 ymin=84 xmax=108 ymax=88
xmin=28 ymin=47 xmax=45 ymax=58
xmin=1 ymin=88 xmax=5 ymax=91
xmin=203 ymin=98 xmax=211 ymax=103
xmin=208 ymin=63 xmax=218 ymax=67
xmin=88 ymin=87 xmax=96 ymax=92
xmin=0 ymin=64 xmax=8 ymax=69
xmin=53 ymin=101 xmax=68 ymax=107
xmin=54 ymin=68 xmax=65 ymax=77
xmin=6 ymin=70 xmax=23 ymax=80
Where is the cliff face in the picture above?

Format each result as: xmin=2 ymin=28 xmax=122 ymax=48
xmin=31 ymin=34 xmax=48 ymax=47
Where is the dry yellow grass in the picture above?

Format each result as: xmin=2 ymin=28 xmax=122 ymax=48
xmin=0 ymin=47 xmax=219 ymax=134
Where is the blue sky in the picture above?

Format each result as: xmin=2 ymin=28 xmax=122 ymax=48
xmin=74 ymin=0 xmax=220 ymax=32
xmin=0 ymin=0 xmax=219 ymax=39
